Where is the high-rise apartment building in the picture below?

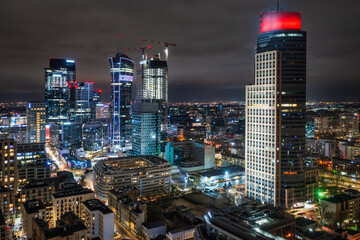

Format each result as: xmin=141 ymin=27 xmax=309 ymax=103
xmin=26 ymin=102 xmax=46 ymax=143
xmin=245 ymin=11 xmax=306 ymax=208
xmin=69 ymin=81 xmax=94 ymax=123
xmin=109 ymin=53 xmax=134 ymax=153
xmin=45 ymin=58 xmax=76 ymax=124
xmin=0 ymin=138 xmax=17 ymax=191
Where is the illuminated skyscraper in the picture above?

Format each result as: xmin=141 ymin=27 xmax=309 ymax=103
xmin=45 ymin=58 xmax=76 ymax=124
xmin=92 ymin=89 xmax=102 ymax=120
xmin=109 ymin=53 xmax=134 ymax=152
xmin=26 ymin=102 xmax=46 ymax=143
xmin=245 ymin=11 xmax=306 ymax=208
xmin=137 ymin=55 xmax=168 ymax=131
xmin=69 ymin=81 xmax=94 ymax=123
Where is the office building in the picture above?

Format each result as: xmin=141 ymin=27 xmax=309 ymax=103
xmin=92 ymin=89 xmax=102 ymax=119
xmin=165 ymin=141 xmax=215 ymax=171
xmin=81 ymin=199 xmax=114 ymax=240
xmin=82 ymin=121 xmax=103 ymax=153
xmin=109 ymin=53 xmax=134 ymax=152
xmin=0 ymin=137 xmax=17 ymax=191
xmin=69 ymin=81 xmax=94 ymax=123
xmin=108 ymin=189 xmax=146 ymax=237
xmin=93 ymin=156 xmax=171 ymax=200
xmin=245 ymin=11 xmax=306 ymax=208
xmin=59 ymin=121 xmax=82 ymax=151
xmin=33 ymin=211 xmax=87 ymax=240
xmin=136 ymin=55 xmax=169 ymax=152
xmin=132 ymin=102 xmax=161 ymax=156
xmin=95 ymin=103 xmax=110 ymax=120
xmin=51 ymin=187 xmax=94 ymax=226
xmin=26 ymin=102 xmax=46 ymax=143
xmin=45 ymin=58 xmax=75 ymax=124
xmin=17 ymin=143 xmax=51 ymax=189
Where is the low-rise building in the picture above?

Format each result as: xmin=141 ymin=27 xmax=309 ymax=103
xmin=166 ymin=225 xmax=195 ymax=240
xmin=320 ymin=189 xmax=360 ymax=227
xmin=22 ymin=200 xmax=46 ymax=240
xmin=51 ymin=187 xmax=95 ymax=226
xmin=81 ymin=199 xmax=114 ymax=240
xmin=93 ymin=156 xmax=171 ymax=200
xmin=198 ymin=202 xmax=295 ymax=240
xmin=165 ymin=141 xmax=215 ymax=171
xmin=141 ymin=221 xmax=166 ymax=240
xmin=108 ymin=189 xmax=146 ymax=237
xmin=32 ymin=211 xmax=87 ymax=240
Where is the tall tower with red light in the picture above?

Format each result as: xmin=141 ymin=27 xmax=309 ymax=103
xmin=245 ymin=10 xmax=307 ymax=208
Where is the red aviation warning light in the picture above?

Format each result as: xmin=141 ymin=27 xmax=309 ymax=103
xmin=260 ymin=12 xmax=301 ymax=34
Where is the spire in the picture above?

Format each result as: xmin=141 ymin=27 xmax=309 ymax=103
xmin=277 ymin=0 xmax=280 ymax=12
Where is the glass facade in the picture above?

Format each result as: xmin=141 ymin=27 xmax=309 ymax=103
xmin=69 ymin=82 xmax=94 ymax=124
xmin=45 ymin=58 xmax=75 ymax=124
xmin=109 ymin=53 xmax=134 ymax=152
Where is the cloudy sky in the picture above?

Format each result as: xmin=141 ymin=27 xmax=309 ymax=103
xmin=0 ymin=0 xmax=359 ymax=102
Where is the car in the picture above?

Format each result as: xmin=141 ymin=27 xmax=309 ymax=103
xmin=309 ymin=210 xmax=316 ymax=212
xmin=290 ymin=210 xmax=297 ymax=213
xmin=297 ymin=212 xmax=304 ymax=215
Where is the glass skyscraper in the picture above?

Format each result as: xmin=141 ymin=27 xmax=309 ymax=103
xmin=45 ymin=58 xmax=76 ymax=124
xmin=132 ymin=102 xmax=161 ymax=156
xmin=69 ymin=81 xmax=94 ymax=124
xmin=109 ymin=53 xmax=134 ymax=153
xmin=245 ymin=11 xmax=306 ymax=208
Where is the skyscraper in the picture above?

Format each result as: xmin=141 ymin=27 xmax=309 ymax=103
xmin=245 ymin=11 xmax=306 ymax=208
xmin=132 ymin=102 xmax=161 ymax=156
xmin=26 ymin=102 xmax=46 ymax=143
xmin=133 ymin=55 xmax=169 ymax=155
xmin=137 ymin=55 xmax=168 ymax=131
xmin=109 ymin=53 xmax=134 ymax=153
xmin=69 ymin=81 xmax=94 ymax=123
xmin=45 ymin=58 xmax=76 ymax=124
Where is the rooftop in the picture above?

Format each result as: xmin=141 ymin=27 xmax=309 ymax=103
xmin=142 ymin=221 xmax=166 ymax=229
xmin=23 ymin=200 xmax=46 ymax=214
xmin=82 ymin=199 xmax=113 ymax=215
xmin=22 ymin=180 xmax=52 ymax=190
xmin=95 ymin=155 xmax=170 ymax=174
xmin=52 ymin=188 xmax=94 ymax=199
xmin=199 ymin=165 xmax=245 ymax=177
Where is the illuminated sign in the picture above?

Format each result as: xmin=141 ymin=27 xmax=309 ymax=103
xmin=66 ymin=59 xmax=75 ymax=63
xmin=260 ymin=12 xmax=301 ymax=34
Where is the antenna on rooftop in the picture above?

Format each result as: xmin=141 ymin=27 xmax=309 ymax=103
xmin=116 ymin=35 xmax=124 ymax=54
xmin=277 ymin=0 xmax=280 ymax=12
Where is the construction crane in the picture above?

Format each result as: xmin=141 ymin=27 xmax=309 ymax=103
xmin=124 ymin=45 xmax=151 ymax=60
xmin=141 ymin=39 xmax=176 ymax=61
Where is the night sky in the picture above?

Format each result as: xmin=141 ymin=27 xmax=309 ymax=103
xmin=0 ymin=0 xmax=359 ymax=102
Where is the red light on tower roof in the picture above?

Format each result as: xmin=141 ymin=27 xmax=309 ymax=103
xmin=98 ymin=89 xmax=102 ymax=93
xmin=259 ymin=12 xmax=301 ymax=34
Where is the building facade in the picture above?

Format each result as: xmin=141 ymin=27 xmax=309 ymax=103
xmin=93 ymin=156 xmax=171 ymax=200
xmin=245 ymin=11 xmax=306 ymax=208
xmin=26 ymin=102 xmax=46 ymax=144
xmin=45 ymin=58 xmax=75 ymax=124
xmin=69 ymin=81 xmax=94 ymax=124
xmin=109 ymin=53 xmax=134 ymax=153
xmin=80 ymin=199 xmax=114 ymax=240
xmin=132 ymin=102 xmax=161 ymax=156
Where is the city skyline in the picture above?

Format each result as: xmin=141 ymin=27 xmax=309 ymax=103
xmin=0 ymin=0 xmax=359 ymax=102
